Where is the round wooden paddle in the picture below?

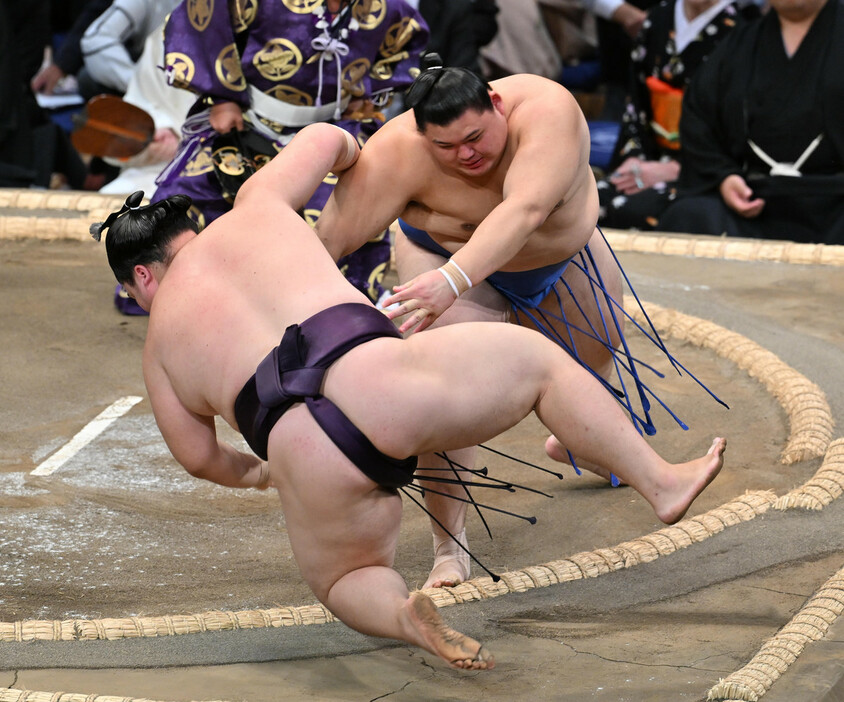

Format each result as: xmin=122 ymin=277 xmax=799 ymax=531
xmin=71 ymin=94 xmax=155 ymax=159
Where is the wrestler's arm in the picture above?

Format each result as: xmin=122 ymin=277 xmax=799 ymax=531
xmin=451 ymin=102 xmax=583 ymax=282
xmin=315 ymin=128 xmax=415 ymax=261
xmin=234 ymin=123 xmax=360 ymax=214
xmin=144 ymin=357 xmax=269 ymax=490
xmin=386 ymin=89 xmax=583 ymax=333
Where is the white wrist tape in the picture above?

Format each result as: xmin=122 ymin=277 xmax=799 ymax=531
xmin=438 ymin=259 xmax=472 ymax=297
xmin=437 ymin=267 xmax=460 ymax=296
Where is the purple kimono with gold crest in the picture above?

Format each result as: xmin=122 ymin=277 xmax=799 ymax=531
xmin=154 ymin=0 xmax=428 ymax=300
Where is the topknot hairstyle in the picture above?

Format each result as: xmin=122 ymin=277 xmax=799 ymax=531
xmin=91 ymin=191 xmax=198 ymax=284
xmin=405 ymin=52 xmax=493 ymax=131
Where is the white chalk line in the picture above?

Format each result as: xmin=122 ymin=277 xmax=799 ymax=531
xmin=31 ymin=396 xmax=144 ymax=476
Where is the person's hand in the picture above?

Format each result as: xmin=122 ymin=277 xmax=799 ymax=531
xmin=612 ymin=2 xmax=647 ymax=38
xmin=145 ymin=128 xmax=180 ymax=163
xmin=610 ymin=158 xmax=679 ymax=195
xmin=31 ymin=63 xmax=65 ymax=95
xmin=720 ymin=174 xmax=765 ymax=218
xmin=209 ymin=101 xmax=244 ymax=134
xmin=383 ymin=268 xmax=457 ymax=334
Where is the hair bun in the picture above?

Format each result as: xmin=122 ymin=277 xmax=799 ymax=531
xmin=421 ymin=52 xmax=443 ymax=71
xmin=126 ymin=190 xmax=145 ymax=209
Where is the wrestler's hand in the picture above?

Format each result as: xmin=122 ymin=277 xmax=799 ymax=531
xmin=720 ymin=174 xmax=765 ymax=218
xmin=383 ymin=269 xmax=456 ymax=334
xmin=210 ymin=101 xmax=244 ymax=134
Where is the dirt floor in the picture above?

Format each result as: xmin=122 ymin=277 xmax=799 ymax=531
xmin=1 ymin=224 xmax=843 ymax=702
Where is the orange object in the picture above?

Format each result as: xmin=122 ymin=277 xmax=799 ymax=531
xmin=646 ymin=76 xmax=683 ymax=151
xmin=71 ymin=94 xmax=155 ymax=159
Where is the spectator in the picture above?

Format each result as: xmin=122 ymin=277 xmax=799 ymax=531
xmin=78 ymin=0 xmax=179 ymax=99
xmin=659 ymin=0 xmax=844 ymax=245
xmin=480 ymin=0 xmax=562 ymax=78
xmin=597 ymin=0 xmax=758 ymax=229
xmin=0 ymin=0 xmax=89 ymax=188
xmin=31 ymin=0 xmax=112 ymax=97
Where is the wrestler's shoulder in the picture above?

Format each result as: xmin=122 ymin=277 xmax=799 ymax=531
xmin=495 ymin=74 xmax=575 ymax=114
xmin=363 ymin=113 xmax=427 ymax=161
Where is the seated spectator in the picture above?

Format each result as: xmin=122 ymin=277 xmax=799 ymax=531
xmin=541 ymin=0 xmax=602 ymax=91
xmin=659 ymin=0 xmax=844 ymax=245
xmin=480 ymin=0 xmax=644 ymax=84
xmin=31 ymin=0 xmax=111 ymax=98
xmin=597 ymin=0 xmax=758 ymax=229
xmin=0 ymin=0 xmax=89 ymax=189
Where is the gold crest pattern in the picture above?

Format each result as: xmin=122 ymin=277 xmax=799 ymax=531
xmin=212 ymin=146 xmax=246 ymax=176
xmin=354 ymin=0 xmax=385 ymax=30
xmin=257 ymin=115 xmax=286 ymax=133
xmin=216 ymin=44 xmax=248 ymax=90
xmin=381 ymin=18 xmax=421 ymax=57
xmin=253 ymin=38 xmax=303 ymax=81
xmin=266 ymin=84 xmax=313 ymax=106
xmin=164 ymin=52 xmax=196 ymax=89
xmin=187 ymin=205 xmax=206 ymax=230
xmin=187 ymin=0 xmax=214 ymax=31
xmin=182 ymin=147 xmax=215 ymax=177
xmin=253 ymin=152 xmax=273 ymax=169
xmin=372 ymin=52 xmax=408 ymax=81
xmin=302 ymin=208 xmax=321 ymax=227
xmin=282 ymin=0 xmax=322 ymax=14
xmin=367 ymin=261 xmax=388 ymax=301
xmin=229 ymin=0 xmax=258 ymax=33
xmin=342 ymin=58 xmax=371 ymax=97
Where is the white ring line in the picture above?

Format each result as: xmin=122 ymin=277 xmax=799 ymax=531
xmin=31 ymin=396 xmax=144 ymax=476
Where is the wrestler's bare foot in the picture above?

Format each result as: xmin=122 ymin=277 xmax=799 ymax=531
xmin=545 ymin=435 xmax=627 ymax=486
xmin=405 ymin=592 xmax=495 ymax=670
xmin=654 ymin=437 xmax=726 ymax=525
xmin=424 ymin=530 xmax=471 ymax=589
xmin=424 ymin=564 xmax=468 ymax=590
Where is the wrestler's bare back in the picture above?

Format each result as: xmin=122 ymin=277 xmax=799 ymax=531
xmin=389 ymin=75 xmax=599 ymax=270
xmin=143 ymin=203 xmax=372 ymax=428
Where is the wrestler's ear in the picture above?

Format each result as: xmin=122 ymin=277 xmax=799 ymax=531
xmin=490 ymin=91 xmax=505 ymax=115
xmin=132 ymin=264 xmax=156 ymax=293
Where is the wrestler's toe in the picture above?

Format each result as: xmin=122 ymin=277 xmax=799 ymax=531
xmin=427 ymin=577 xmax=461 ymax=589
xmin=452 ymin=646 xmax=495 ymax=670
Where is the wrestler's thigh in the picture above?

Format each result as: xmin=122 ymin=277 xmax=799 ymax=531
xmin=526 ymin=229 xmax=622 ymax=375
xmin=266 ymin=405 xmax=403 ymax=601
xmin=326 ymin=324 xmax=562 ymax=458
xmin=394 ymin=231 xmax=509 ymax=327
xmin=559 ymin=228 xmax=623 ymax=320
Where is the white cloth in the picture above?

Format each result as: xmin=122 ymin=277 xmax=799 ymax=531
xmin=674 ymin=0 xmax=733 ymax=53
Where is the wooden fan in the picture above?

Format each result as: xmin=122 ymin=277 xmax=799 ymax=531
xmin=71 ymin=94 xmax=155 ymax=159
